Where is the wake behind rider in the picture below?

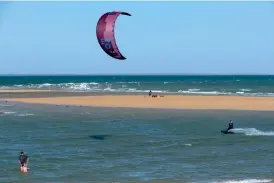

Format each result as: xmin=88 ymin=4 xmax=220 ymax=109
xmin=226 ymin=120 xmax=233 ymax=132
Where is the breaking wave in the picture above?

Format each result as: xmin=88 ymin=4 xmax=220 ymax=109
xmin=0 ymin=110 xmax=34 ymax=116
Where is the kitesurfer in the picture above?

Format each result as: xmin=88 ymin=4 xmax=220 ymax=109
xmin=18 ymin=151 xmax=29 ymax=172
xmin=226 ymin=120 xmax=234 ymax=132
xmin=149 ymin=90 xmax=152 ymax=97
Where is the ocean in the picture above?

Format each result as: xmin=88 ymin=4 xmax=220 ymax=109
xmin=1 ymin=75 xmax=274 ymax=183
xmin=1 ymin=102 xmax=274 ymax=183
xmin=0 ymin=75 xmax=274 ymax=96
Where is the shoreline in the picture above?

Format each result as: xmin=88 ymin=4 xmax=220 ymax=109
xmin=2 ymin=94 xmax=274 ymax=111
xmin=0 ymin=89 xmax=273 ymax=98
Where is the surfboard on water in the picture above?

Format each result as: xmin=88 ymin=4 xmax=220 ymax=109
xmin=221 ymin=130 xmax=234 ymax=134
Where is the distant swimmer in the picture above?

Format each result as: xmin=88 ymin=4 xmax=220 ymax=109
xmin=226 ymin=120 xmax=234 ymax=132
xmin=18 ymin=151 xmax=29 ymax=172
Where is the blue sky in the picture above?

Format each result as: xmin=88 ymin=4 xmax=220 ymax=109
xmin=0 ymin=1 xmax=273 ymax=75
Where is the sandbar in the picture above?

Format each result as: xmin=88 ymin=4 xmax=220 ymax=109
xmin=3 ymin=95 xmax=274 ymax=111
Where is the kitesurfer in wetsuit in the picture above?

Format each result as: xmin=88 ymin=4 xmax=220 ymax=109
xmin=226 ymin=120 xmax=234 ymax=132
xmin=18 ymin=151 xmax=29 ymax=172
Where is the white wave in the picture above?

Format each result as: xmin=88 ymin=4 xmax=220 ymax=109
xmin=184 ymin=143 xmax=192 ymax=146
xmin=178 ymin=90 xmax=229 ymax=95
xmin=149 ymin=90 xmax=166 ymax=93
xmin=236 ymin=92 xmax=244 ymax=94
xmin=38 ymin=83 xmax=52 ymax=88
xmin=211 ymin=179 xmax=273 ymax=183
xmin=240 ymin=89 xmax=252 ymax=92
xmin=0 ymin=111 xmax=16 ymax=114
xmin=15 ymin=113 xmax=34 ymax=117
xmin=188 ymin=88 xmax=201 ymax=92
xmin=117 ymin=82 xmax=140 ymax=84
xmin=0 ymin=111 xmax=16 ymax=115
xmin=69 ymin=83 xmax=98 ymax=90
xmin=10 ymin=82 xmax=100 ymax=91
xmin=230 ymin=128 xmax=274 ymax=136
xmin=0 ymin=111 xmax=34 ymax=117
xmin=0 ymin=104 xmax=14 ymax=107
xmin=103 ymin=87 xmax=116 ymax=92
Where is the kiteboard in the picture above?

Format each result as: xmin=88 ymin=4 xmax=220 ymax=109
xmin=221 ymin=130 xmax=234 ymax=134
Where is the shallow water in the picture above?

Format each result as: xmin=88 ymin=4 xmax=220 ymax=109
xmin=0 ymin=101 xmax=274 ymax=183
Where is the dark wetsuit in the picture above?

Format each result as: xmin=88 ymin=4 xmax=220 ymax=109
xmin=226 ymin=122 xmax=233 ymax=132
xmin=18 ymin=155 xmax=28 ymax=167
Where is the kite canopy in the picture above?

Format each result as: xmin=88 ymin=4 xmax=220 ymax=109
xmin=96 ymin=11 xmax=131 ymax=60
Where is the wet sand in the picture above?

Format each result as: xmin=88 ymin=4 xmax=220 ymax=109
xmin=3 ymin=94 xmax=274 ymax=111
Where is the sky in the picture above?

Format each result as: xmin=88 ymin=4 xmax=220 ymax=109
xmin=0 ymin=1 xmax=273 ymax=75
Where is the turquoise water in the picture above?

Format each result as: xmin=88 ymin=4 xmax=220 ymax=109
xmin=1 ymin=75 xmax=274 ymax=96
xmin=1 ymin=101 xmax=274 ymax=183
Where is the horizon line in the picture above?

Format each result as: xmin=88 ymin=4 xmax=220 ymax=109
xmin=1 ymin=0 xmax=273 ymax=2
xmin=1 ymin=74 xmax=274 ymax=76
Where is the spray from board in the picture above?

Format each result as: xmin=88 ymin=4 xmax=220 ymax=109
xmin=229 ymin=128 xmax=274 ymax=136
xmin=209 ymin=178 xmax=273 ymax=183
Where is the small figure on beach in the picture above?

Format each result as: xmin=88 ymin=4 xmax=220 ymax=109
xmin=225 ymin=120 xmax=234 ymax=132
xmin=149 ymin=90 xmax=152 ymax=97
xmin=18 ymin=151 xmax=29 ymax=172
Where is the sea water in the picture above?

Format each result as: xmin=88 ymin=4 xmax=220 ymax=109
xmin=0 ymin=101 xmax=274 ymax=183
xmin=0 ymin=75 xmax=274 ymax=96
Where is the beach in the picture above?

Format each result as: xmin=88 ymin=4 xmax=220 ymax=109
xmin=3 ymin=94 xmax=274 ymax=111
xmin=2 ymin=75 xmax=273 ymax=112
